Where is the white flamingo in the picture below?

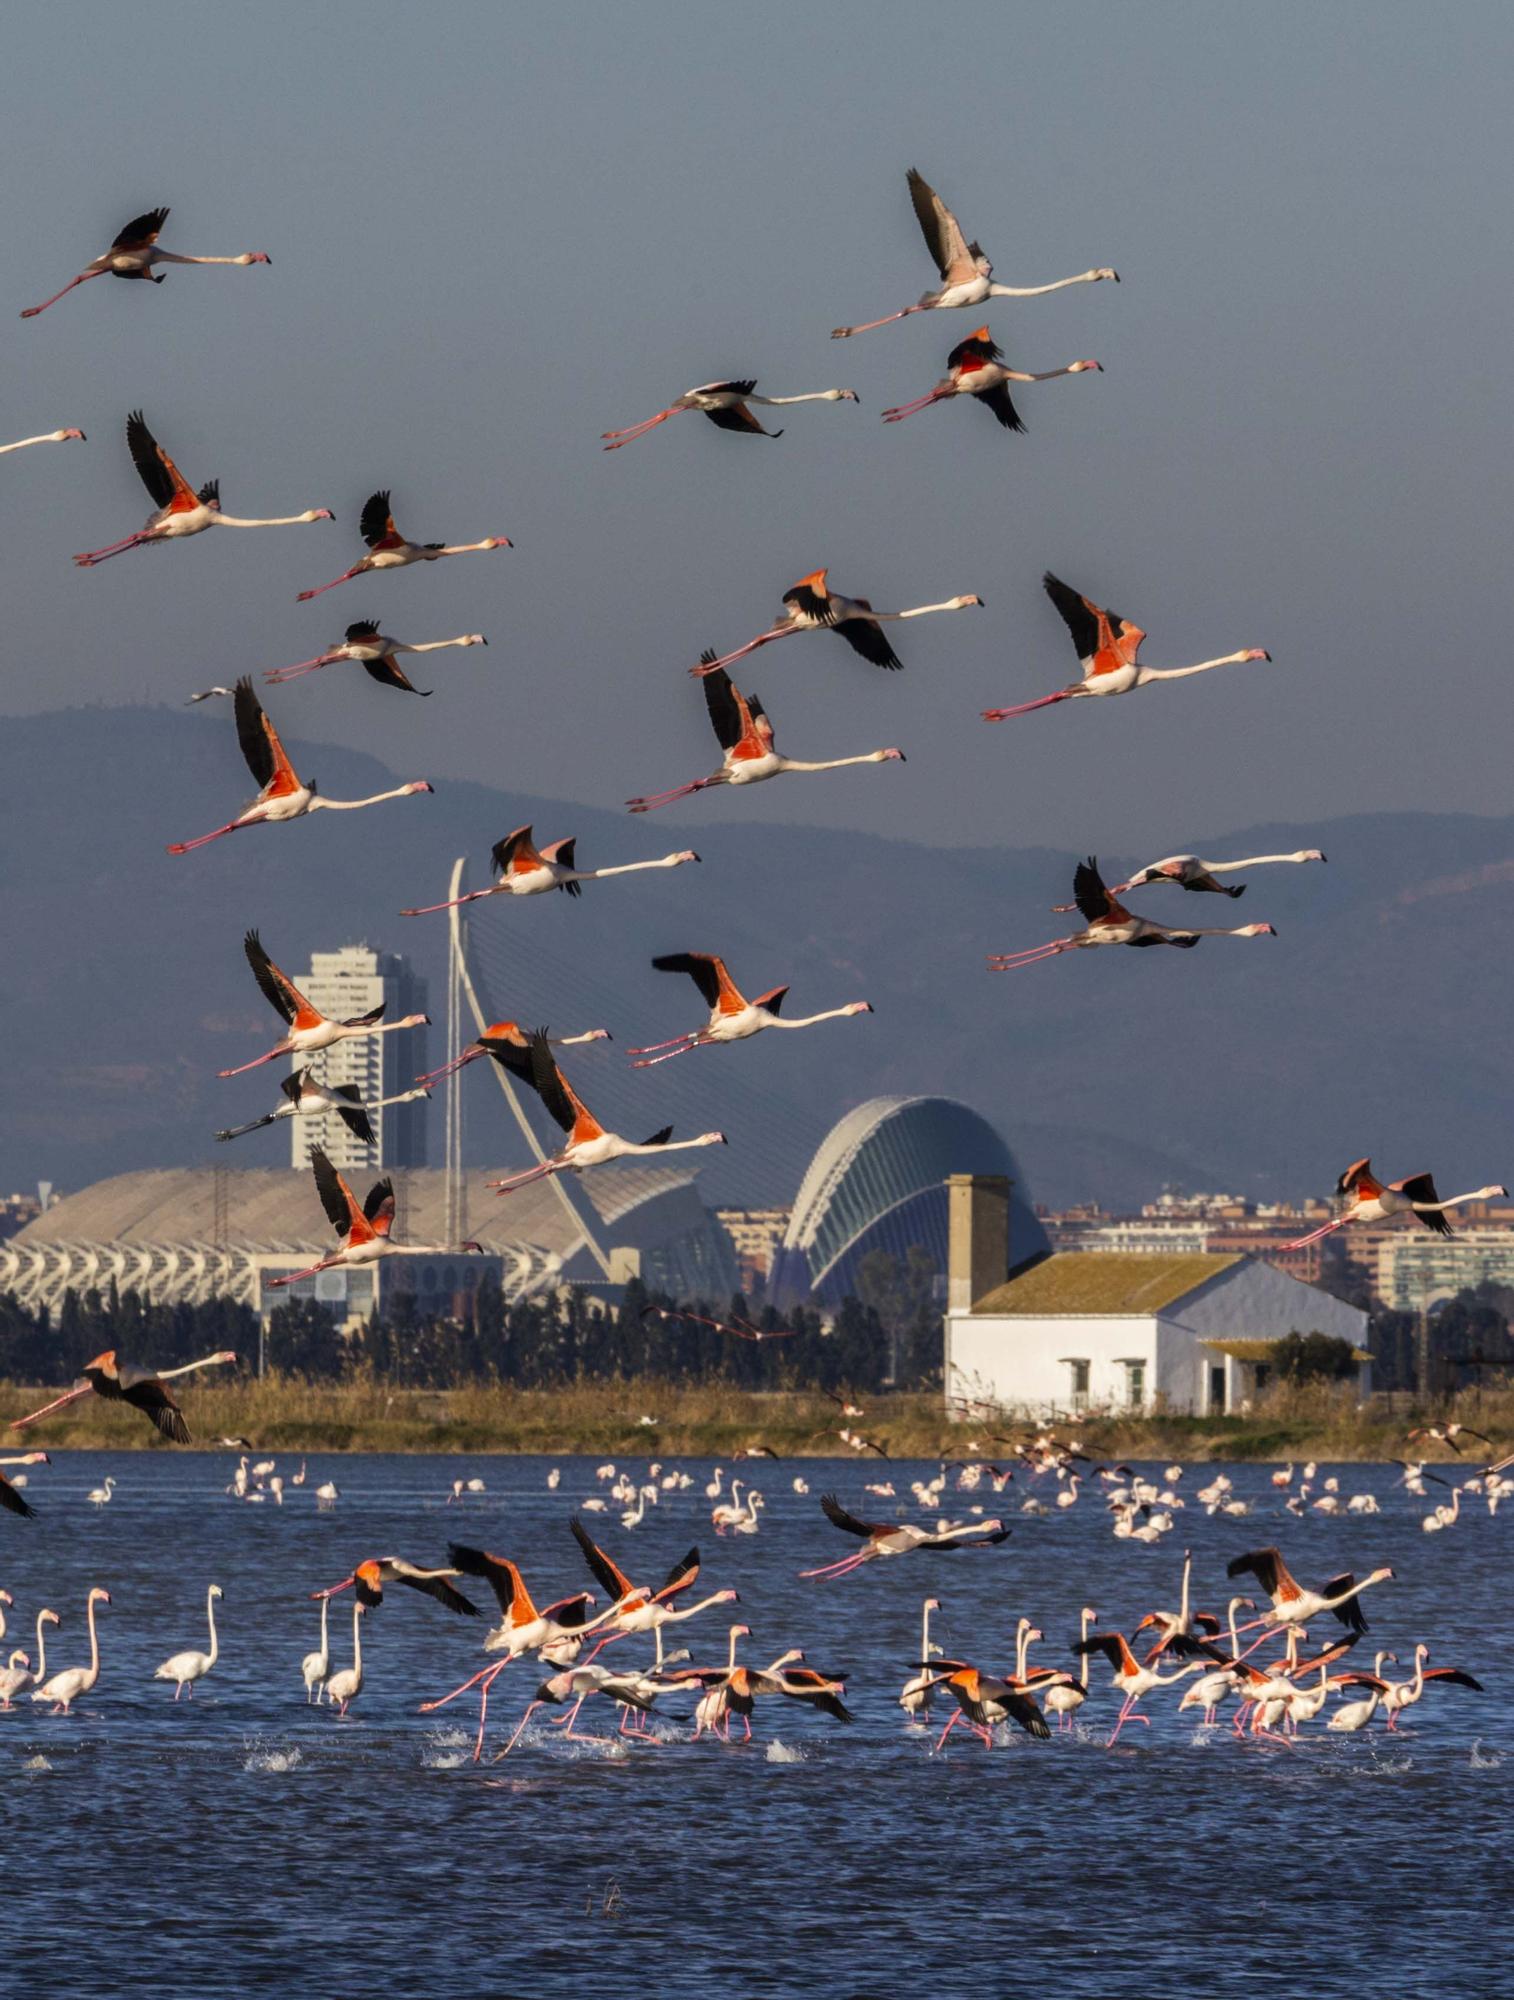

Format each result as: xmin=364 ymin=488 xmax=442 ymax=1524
xmin=325 ymin=1601 xmax=365 ymax=1716
xmin=302 ymin=1595 xmax=332 ymax=1704
xmin=154 ymin=1584 xmax=222 ymax=1699
xmin=32 ymin=1587 xmax=109 ymax=1713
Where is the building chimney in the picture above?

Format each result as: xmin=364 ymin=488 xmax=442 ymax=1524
xmin=947 ymin=1174 xmax=1010 ymax=1312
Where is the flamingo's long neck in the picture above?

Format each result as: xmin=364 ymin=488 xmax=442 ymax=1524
xmin=213 ymin=511 xmax=327 ymax=529
xmin=1078 ymin=1614 xmax=1092 ymax=1689
xmin=318 ymin=1594 xmax=329 ymax=1652
xmin=988 ymin=271 xmax=1108 ymax=299
xmin=576 ymin=852 xmax=695 ymax=881
xmin=774 ymin=752 xmax=893 ymax=775
xmin=351 ymin=1603 xmax=363 ymax=1683
xmin=1415 ymin=1188 xmax=1504 ymax=1214
xmin=1138 ymin=651 xmax=1256 ymax=684
xmin=1203 ymin=854 xmax=1316 ymax=873
xmin=769 ymin=1007 xmax=863 ymax=1030
xmin=753 ymin=390 xmax=850 ymax=407
xmin=309 ymin=786 xmax=426 ymax=813
xmin=84 ymin=1595 xmax=102 ymax=1692
xmin=35 ymin=1613 xmax=52 ymax=1681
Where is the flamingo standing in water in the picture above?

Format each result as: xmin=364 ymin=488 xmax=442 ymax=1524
xmin=0 ymin=1452 xmax=49 ymax=1518
xmin=988 ymin=858 xmax=1276 ymax=970
xmin=11 ymin=1351 xmax=237 ymax=1442
xmin=264 ymin=621 xmax=488 ymax=694
xmin=691 ymin=569 xmax=982 ymax=678
xmin=982 ymin=571 xmax=1270 ymax=721
xmin=296 ymin=490 xmax=509 ymax=600
xmin=32 ymin=1587 xmax=110 ymax=1713
xmin=215 ymin=1066 xmax=429 ymax=1144
xmin=401 ymin=825 xmax=698 ymax=915
xmin=154 ymin=1584 xmax=222 ymax=1698
xmin=325 ymin=1601 xmax=365 ymax=1716
xmin=2 ymin=427 xmax=86 ymax=456
xmin=831 ymin=167 xmax=1117 ymax=338
xmin=487 ymin=1032 xmax=727 ymax=1195
xmin=1046 ymin=1607 xmax=1099 ymax=1730
xmin=302 ymin=1594 xmax=332 ymax=1703
xmin=73 ymin=412 xmax=332 ymax=566
xmin=167 ymin=680 xmax=432 ymax=852
xmin=267 ymin=1149 xmax=482 ymax=1288
xmin=1070 ymin=849 xmax=1327 ymax=904
xmin=1281 ymin=1160 xmax=1508 ymax=1251
xmin=629 ymin=952 xmax=872 ymax=1066
xmin=899 ymin=1597 xmax=945 ymax=1716
xmin=21 ymin=207 xmax=271 ymax=317
xmin=881 ymin=327 xmax=1100 ymax=430
xmin=415 ymin=1021 xmax=610 ymax=1088
xmin=627 ymin=658 xmax=904 ymax=812
xmin=602 ymin=379 xmax=859 ymax=448
xmin=218 ymin=931 xmax=429 ymax=1077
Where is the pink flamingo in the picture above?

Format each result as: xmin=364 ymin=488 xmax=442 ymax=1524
xmin=267 ymin=1150 xmax=480 ymax=1289
xmin=1281 ymin=1160 xmax=1507 ymax=1251
xmin=690 ymin=568 xmax=981 ymax=678
xmin=1 ymin=427 xmax=85 ymax=456
xmin=831 ymin=167 xmax=1117 ymax=337
xmin=401 ymin=824 xmax=698 ymax=915
xmin=265 ymin=620 xmax=488 ymax=694
xmin=21 ymin=207 xmax=270 ymax=318
xmin=629 ymin=952 xmax=871 ymax=1066
xmin=627 ymin=656 xmax=904 ymax=812
xmin=602 ymin=378 xmax=858 ymax=448
xmin=296 ymin=490 xmax=509 ymax=600
xmin=167 ymin=680 xmax=431 ymax=852
xmin=416 ymin=1020 xmax=610 ymax=1088
xmin=983 ymin=571 xmax=1269 ymax=721
xmin=218 ymin=931 xmax=428 ymax=1077
xmin=73 ymin=412 xmax=332 ymax=566
xmin=881 ymin=326 xmax=1100 ymax=430
xmin=988 ymin=858 xmax=1275 ymax=970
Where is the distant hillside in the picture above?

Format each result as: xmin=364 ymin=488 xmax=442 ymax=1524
xmin=3 ymin=704 xmax=1512 ymax=1213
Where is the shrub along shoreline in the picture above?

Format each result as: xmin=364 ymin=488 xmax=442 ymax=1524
xmin=2 ymin=1376 xmax=1502 ymax=1461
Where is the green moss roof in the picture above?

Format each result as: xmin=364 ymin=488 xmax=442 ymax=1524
xmin=1202 ymin=1337 xmax=1373 ymax=1363
xmin=972 ymin=1252 xmax=1241 ymax=1316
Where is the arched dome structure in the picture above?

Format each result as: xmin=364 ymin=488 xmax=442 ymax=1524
xmin=768 ymin=1096 xmax=1048 ymax=1308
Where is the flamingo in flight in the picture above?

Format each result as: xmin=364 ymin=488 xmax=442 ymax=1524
xmin=628 ymin=952 xmax=873 ymax=1066
xmin=626 ymin=657 xmax=904 ymax=812
xmin=1 ymin=427 xmax=86 ymax=457
xmin=1281 ymin=1160 xmax=1508 ymax=1252
xmin=401 ymin=824 xmax=698 ymax=915
xmin=73 ymin=412 xmax=333 ymax=566
xmin=214 ymin=1066 xmax=430 ymax=1144
xmin=167 ymin=680 xmax=432 ymax=853
xmin=982 ymin=571 xmax=1270 ymax=721
xmin=11 ymin=1351 xmax=238 ymax=1442
xmin=264 ymin=620 xmax=488 ymax=693
xmin=0 ymin=1453 xmax=49 ymax=1519
xmin=691 ymin=569 xmax=982 ymax=679
xmin=642 ymin=1303 xmax=800 ymax=1344
xmin=881 ymin=327 xmax=1101 ymax=429
xmin=415 ymin=1019 xmax=610 ymax=1088
xmin=268 ymin=1149 xmax=482 ymax=1289
xmin=316 ymin=1555 xmax=482 ymax=1618
xmin=1225 ymin=1547 xmax=1395 ymax=1635
xmin=988 ymin=858 xmax=1275 ymax=970
xmin=486 ymin=1031 xmax=726 ymax=1196
xmin=567 ymin=1520 xmax=737 ymax=1639
xmin=602 ymin=379 xmax=859 ymax=449
xmin=1059 ymin=848 xmax=1326 ymax=906
xmin=831 ymin=167 xmax=1118 ymax=338
xmin=21 ymin=207 xmax=271 ymax=318
xmin=219 ymin=930 xmax=429 ymax=1077
xmin=295 ymin=490 xmax=509 ymax=600
xmin=800 ymin=1493 xmax=1011 ymax=1580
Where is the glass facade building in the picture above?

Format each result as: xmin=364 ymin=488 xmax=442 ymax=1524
xmin=768 ymin=1097 xmax=1048 ymax=1308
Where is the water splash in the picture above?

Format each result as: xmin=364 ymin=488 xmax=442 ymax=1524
xmin=1471 ymin=1739 xmax=1505 ymax=1769
xmin=21 ymin=1754 xmax=52 ymax=1773
xmin=766 ymin=1739 xmax=805 ymax=1763
xmin=243 ymin=1742 xmax=302 ymax=1774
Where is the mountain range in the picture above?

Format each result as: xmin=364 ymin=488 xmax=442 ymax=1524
xmin=2 ymin=703 xmax=1511 ymax=1214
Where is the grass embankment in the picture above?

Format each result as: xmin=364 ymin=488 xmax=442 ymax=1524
xmin=3 ymin=1376 xmax=1506 ymax=1460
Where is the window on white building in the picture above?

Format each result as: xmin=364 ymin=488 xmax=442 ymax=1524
xmin=1061 ymin=1357 xmax=1091 ymax=1409
xmin=1123 ymin=1360 xmax=1146 ymax=1408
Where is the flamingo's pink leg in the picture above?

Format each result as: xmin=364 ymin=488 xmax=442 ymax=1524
xmin=217 ymin=1045 xmax=290 ymax=1077
xmin=601 ymin=409 xmax=680 ymax=449
xmin=489 ymin=1163 xmax=559 ymax=1197
xmin=264 ymin=655 xmax=340 ymax=683
xmin=167 ymin=819 xmax=254 ymax=855
xmin=626 ymin=1032 xmax=700 ymax=1057
xmin=400 ymin=888 xmax=496 ymax=917
xmin=688 ymin=630 xmax=787 ymax=678
xmin=21 ymin=270 xmax=102 ymax=318
xmin=296 ymin=568 xmax=362 ymax=602
xmin=626 ymin=777 xmax=721 ymax=813
xmin=832 ymin=304 xmax=925 ymax=338
xmin=981 ymin=691 xmax=1075 ymax=722
xmin=496 ymin=1700 xmax=541 ymax=1760
xmin=73 ymin=532 xmax=150 ymax=567
xmin=881 ymin=388 xmax=950 ymax=423
xmin=629 ymin=1042 xmax=704 ymax=1069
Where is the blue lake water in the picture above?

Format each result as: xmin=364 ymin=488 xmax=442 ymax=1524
xmin=2 ymin=1452 xmax=1506 ymax=1998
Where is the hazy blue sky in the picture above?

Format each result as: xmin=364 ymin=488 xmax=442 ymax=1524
xmin=3 ymin=0 xmax=1512 ymax=867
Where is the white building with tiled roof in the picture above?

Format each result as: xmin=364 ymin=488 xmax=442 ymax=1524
xmin=944 ymin=1176 xmax=1369 ymax=1417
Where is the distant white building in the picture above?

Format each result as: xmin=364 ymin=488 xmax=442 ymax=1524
xmin=291 ymin=945 xmax=428 ymax=1172
xmin=943 ymin=1175 xmax=1369 ymax=1417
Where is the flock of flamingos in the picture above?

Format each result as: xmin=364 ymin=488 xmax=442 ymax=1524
xmin=0 ymin=179 xmax=1503 ymax=1753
